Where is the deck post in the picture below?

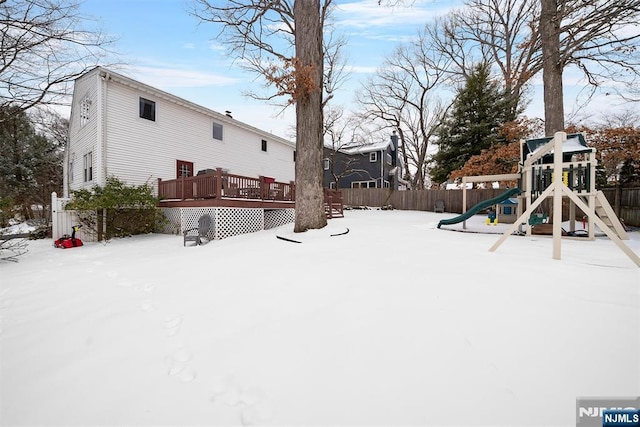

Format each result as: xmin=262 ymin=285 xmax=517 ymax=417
xmin=552 ymin=132 xmax=565 ymax=260
xmin=259 ymin=176 xmax=265 ymax=199
xmin=216 ymin=168 xmax=223 ymax=198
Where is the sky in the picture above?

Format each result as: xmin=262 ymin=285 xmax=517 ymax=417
xmin=1 ymin=210 xmax=638 ymax=425
xmin=72 ymin=0 xmax=633 ymax=141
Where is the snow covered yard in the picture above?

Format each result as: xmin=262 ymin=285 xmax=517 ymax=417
xmin=1 ymin=210 xmax=638 ymax=426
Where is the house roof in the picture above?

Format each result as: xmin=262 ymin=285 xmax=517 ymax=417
xmin=81 ymin=67 xmax=295 ymax=148
xmin=326 ymin=139 xmax=393 ymax=155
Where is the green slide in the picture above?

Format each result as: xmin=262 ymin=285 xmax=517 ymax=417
xmin=437 ymin=188 xmax=522 ymax=229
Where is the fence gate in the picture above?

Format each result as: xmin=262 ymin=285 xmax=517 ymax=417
xmin=51 ymin=192 xmax=70 ymax=239
xmin=51 ymin=192 xmax=92 ymax=242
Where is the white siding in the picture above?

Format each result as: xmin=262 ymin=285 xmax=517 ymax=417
xmin=65 ymin=69 xmax=100 ymax=196
xmin=67 ymin=67 xmax=296 ymax=196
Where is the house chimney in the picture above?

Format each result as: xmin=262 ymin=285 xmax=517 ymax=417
xmin=391 ymin=130 xmax=399 ymax=150
xmin=390 ymin=131 xmax=399 ymax=166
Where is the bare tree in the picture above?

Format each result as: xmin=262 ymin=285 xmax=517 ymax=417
xmin=1 ymin=0 xmax=114 ymax=113
xmin=356 ymin=31 xmax=450 ymax=188
xmin=192 ymin=0 xmax=343 ymax=232
xmin=428 ymin=0 xmax=640 ymax=135
xmin=426 ymin=0 xmax=539 ymax=120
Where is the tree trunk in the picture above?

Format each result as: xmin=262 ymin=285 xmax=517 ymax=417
xmin=293 ymin=0 xmax=327 ymax=232
xmin=540 ymin=0 xmax=564 ymax=135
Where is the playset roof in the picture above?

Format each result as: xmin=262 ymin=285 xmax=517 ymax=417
xmin=521 ymin=133 xmax=590 ymax=162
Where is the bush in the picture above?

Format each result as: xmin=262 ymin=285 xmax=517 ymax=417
xmin=66 ymin=177 xmax=160 ymax=240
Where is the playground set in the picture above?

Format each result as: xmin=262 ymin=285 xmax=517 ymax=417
xmin=437 ymin=131 xmax=640 ymax=267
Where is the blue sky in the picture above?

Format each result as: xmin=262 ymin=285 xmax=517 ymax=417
xmin=76 ymin=0 xmax=625 ymax=140
xmin=78 ymin=0 xmax=459 ymax=139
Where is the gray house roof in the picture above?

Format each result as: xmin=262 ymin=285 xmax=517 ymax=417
xmin=326 ymin=139 xmax=394 ymax=155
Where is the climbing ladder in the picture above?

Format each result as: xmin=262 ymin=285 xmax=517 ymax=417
xmin=594 ymin=191 xmax=628 ymax=240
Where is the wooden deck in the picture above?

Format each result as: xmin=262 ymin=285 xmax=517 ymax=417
xmin=158 ymin=169 xmax=344 ymax=217
xmin=158 ymin=168 xmax=296 ymax=209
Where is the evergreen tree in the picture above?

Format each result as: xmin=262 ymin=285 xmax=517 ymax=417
xmin=430 ymin=63 xmax=511 ymax=185
xmin=0 ymin=105 xmax=63 ymax=224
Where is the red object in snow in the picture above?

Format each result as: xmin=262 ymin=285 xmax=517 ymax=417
xmin=54 ymin=225 xmax=84 ymax=249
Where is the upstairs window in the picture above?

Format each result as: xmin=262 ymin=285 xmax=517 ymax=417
xmin=369 ymin=152 xmax=377 ymax=162
xmin=139 ymin=97 xmax=156 ymax=121
xmin=385 ymin=153 xmax=392 ymax=165
xmin=323 ymin=158 xmax=330 ymax=170
xmin=293 ymin=150 xmax=296 ymax=162
xmin=261 ymin=139 xmax=268 ymax=152
xmin=213 ymin=122 xmax=223 ymax=140
xmin=80 ymin=97 xmax=90 ymax=127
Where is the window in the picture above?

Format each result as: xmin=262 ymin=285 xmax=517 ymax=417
xmin=329 ymin=182 xmax=336 ymax=190
xmin=369 ymin=152 xmax=377 ymax=162
xmin=261 ymin=139 xmax=267 ymax=152
xmin=83 ymin=152 xmax=93 ymax=182
xmin=176 ymin=160 xmax=193 ymax=178
xmin=80 ymin=97 xmax=90 ymax=127
xmin=213 ymin=122 xmax=223 ymax=140
xmin=69 ymin=157 xmax=74 ymax=183
xmin=293 ymin=150 xmax=296 ymax=162
xmin=351 ymin=180 xmax=376 ymax=188
xmin=385 ymin=153 xmax=392 ymax=165
xmin=323 ymin=158 xmax=330 ymax=170
xmin=139 ymin=97 xmax=156 ymax=121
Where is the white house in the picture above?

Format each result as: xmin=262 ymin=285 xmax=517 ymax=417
xmin=64 ymin=66 xmax=296 ymax=198
xmin=59 ymin=66 xmax=298 ymax=242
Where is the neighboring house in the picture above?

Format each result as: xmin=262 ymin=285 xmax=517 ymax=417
xmin=63 ymin=66 xmax=296 ymax=198
xmin=323 ymin=132 xmax=408 ymax=190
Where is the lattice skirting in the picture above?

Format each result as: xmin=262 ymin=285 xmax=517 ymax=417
xmin=264 ymin=208 xmax=296 ymax=230
xmin=159 ymin=207 xmax=294 ymax=240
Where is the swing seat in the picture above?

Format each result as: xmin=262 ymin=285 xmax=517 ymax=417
xmin=529 ymin=213 xmax=548 ymax=226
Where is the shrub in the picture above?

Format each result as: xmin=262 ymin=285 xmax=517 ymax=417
xmin=66 ymin=177 xmax=160 ymax=240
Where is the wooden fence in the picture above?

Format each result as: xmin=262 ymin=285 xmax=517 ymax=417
xmin=341 ymin=187 xmax=640 ymax=227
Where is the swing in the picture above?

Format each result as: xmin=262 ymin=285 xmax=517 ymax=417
xmin=528 ymin=211 xmax=548 ymax=226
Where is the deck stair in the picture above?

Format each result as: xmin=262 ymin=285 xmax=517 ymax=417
xmin=324 ymin=189 xmax=344 ymax=219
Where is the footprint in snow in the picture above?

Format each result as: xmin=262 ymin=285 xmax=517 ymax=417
xmin=208 ymin=376 xmax=275 ymax=424
xmin=164 ymin=315 xmax=182 ymax=337
xmin=209 ymin=374 xmax=235 ymax=403
xmin=241 ymin=399 xmax=275 ymax=426
xmin=166 ymin=347 xmax=197 ymax=383
xmin=142 ymin=283 xmax=156 ymax=294
xmin=140 ymin=300 xmax=157 ymax=313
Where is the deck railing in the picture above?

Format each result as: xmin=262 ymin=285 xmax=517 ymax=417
xmin=157 ymin=168 xmax=295 ymax=202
